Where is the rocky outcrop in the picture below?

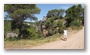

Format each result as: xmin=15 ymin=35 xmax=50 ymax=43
xmin=41 ymin=16 xmax=66 ymax=37
xmin=42 ymin=29 xmax=48 ymax=37
xmin=6 ymin=32 xmax=18 ymax=38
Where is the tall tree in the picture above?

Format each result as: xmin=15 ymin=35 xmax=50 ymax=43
xmin=82 ymin=8 xmax=84 ymax=25
xmin=77 ymin=4 xmax=83 ymax=21
xmin=47 ymin=9 xmax=65 ymax=19
xmin=65 ymin=4 xmax=83 ymax=26
xmin=4 ymin=4 xmax=40 ymax=39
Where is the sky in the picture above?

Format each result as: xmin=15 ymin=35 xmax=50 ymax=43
xmin=34 ymin=4 xmax=84 ymax=21
xmin=35 ymin=4 xmax=74 ymax=21
xmin=4 ymin=4 xmax=84 ymax=22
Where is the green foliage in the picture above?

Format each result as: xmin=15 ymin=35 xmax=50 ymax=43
xmin=48 ymin=29 xmax=54 ymax=36
xmin=44 ymin=9 xmax=65 ymax=36
xmin=49 ymin=17 xmax=54 ymax=22
xmin=45 ymin=19 xmax=51 ymax=26
xmin=37 ymin=29 xmax=43 ymax=38
xmin=35 ymin=20 xmax=42 ymax=27
xmin=57 ymin=20 xmax=65 ymax=33
xmin=65 ymin=4 xmax=84 ymax=27
xmin=47 ymin=9 xmax=65 ymax=19
xmin=4 ymin=20 xmax=11 ymax=33
xmin=4 ymin=4 xmax=84 ymax=40
xmin=4 ymin=20 xmax=19 ymax=36
xmin=4 ymin=4 xmax=40 ymax=39
xmin=45 ymin=17 xmax=54 ymax=28
xmin=58 ymin=26 xmax=65 ymax=33
xmin=57 ymin=20 xmax=63 ymax=27
xmin=52 ymin=22 xmax=57 ymax=28
xmin=54 ymin=29 xmax=58 ymax=34
xmin=27 ymin=27 xmax=36 ymax=39
xmin=70 ymin=21 xmax=81 ymax=29
xmin=70 ymin=21 xmax=81 ymax=27
xmin=22 ymin=26 xmax=42 ymax=39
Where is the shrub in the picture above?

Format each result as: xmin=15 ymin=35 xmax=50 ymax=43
xmin=45 ymin=19 xmax=51 ymax=28
xmin=22 ymin=29 xmax=30 ymax=39
xmin=58 ymin=26 xmax=65 ymax=33
xmin=22 ymin=26 xmax=42 ymax=39
xmin=48 ymin=29 xmax=54 ymax=36
xmin=4 ymin=20 xmax=11 ymax=33
xmin=57 ymin=20 xmax=65 ymax=33
xmin=36 ymin=29 xmax=43 ymax=39
xmin=70 ymin=21 xmax=81 ymax=29
xmin=53 ymin=22 xmax=57 ymax=28
xmin=23 ymin=27 xmax=36 ymax=39
xmin=54 ymin=28 xmax=59 ymax=34
xmin=70 ymin=21 xmax=81 ymax=27
xmin=57 ymin=20 xmax=63 ymax=27
xmin=49 ymin=17 xmax=54 ymax=22
xmin=45 ymin=17 xmax=54 ymax=28
xmin=5 ymin=36 xmax=18 ymax=41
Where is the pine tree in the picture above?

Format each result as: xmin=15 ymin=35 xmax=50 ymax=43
xmin=4 ymin=4 xmax=40 ymax=39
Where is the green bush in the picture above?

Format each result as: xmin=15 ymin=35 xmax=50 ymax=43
xmin=36 ymin=29 xmax=43 ymax=38
xmin=54 ymin=28 xmax=59 ymax=34
xmin=49 ymin=17 xmax=54 ymax=22
xmin=22 ymin=26 xmax=42 ymax=39
xmin=58 ymin=26 xmax=65 ymax=33
xmin=45 ymin=17 xmax=54 ymax=28
xmin=70 ymin=21 xmax=81 ymax=29
xmin=57 ymin=20 xmax=63 ymax=27
xmin=45 ymin=19 xmax=51 ymax=28
xmin=53 ymin=22 xmax=57 ymax=28
xmin=22 ymin=29 xmax=30 ymax=39
xmin=4 ymin=20 xmax=11 ymax=34
xmin=57 ymin=20 xmax=65 ymax=33
xmin=48 ymin=29 xmax=54 ymax=36
xmin=70 ymin=21 xmax=81 ymax=27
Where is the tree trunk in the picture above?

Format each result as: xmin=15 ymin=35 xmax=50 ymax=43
xmin=18 ymin=27 xmax=22 ymax=39
xmin=18 ymin=20 xmax=23 ymax=39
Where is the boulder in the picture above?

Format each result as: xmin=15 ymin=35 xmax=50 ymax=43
xmin=42 ymin=29 xmax=48 ymax=37
xmin=6 ymin=32 xmax=18 ymax=38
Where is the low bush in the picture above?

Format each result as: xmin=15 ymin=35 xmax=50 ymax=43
xmin=48 ymin=29 xmax=54 ymax=36
xmin=54 ymin=28 xmax=59 ymax=34
xmin=22 ymin=26 xmax=42 ymax=39
xmin=70 ymin=21 xmax=81 ymax=29
xmin=70 ymin=21 xmax=81 ymax=27
xmin=57 ymin=20 xmax=65 ymax=33
xmin=5 ymin=36 xmax=18 ymax=41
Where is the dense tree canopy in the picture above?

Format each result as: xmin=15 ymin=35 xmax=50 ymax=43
xmin=47 ymin=9 xmax=65 ymax=19
xmin=4 ymin=4 xmax=40 ymax=39
xmin=65 ymin=4 xmax=84 ymax=27
xmin=4 ymin=4 xmax=84 ymax=39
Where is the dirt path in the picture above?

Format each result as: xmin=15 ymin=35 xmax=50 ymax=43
xmin=30 ymin=28 xmax=84 ymax=49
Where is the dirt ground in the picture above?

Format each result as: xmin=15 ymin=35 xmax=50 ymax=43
xmin=5 ymin=27 xmax=84 ymax=49
xmin=29 ymin=27 xmax=84 ymax=49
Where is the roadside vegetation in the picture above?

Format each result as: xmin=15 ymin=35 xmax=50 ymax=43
xmin=4 ymin=4 xmax=84 ymax=48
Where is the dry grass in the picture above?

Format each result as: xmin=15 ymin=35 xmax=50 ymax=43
xmin=4 ymin=27 xmax=81 ymax=49
xmin=4 ymin=33 xmax=62 ymax=49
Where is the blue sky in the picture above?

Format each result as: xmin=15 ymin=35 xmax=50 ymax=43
xmin=35 ymin=4 xmax=74 ymax=21
xmin=4 ymin=4 xmax=84 ymax=22
xmin=35 ymin=4 xmax=84 ymax=21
